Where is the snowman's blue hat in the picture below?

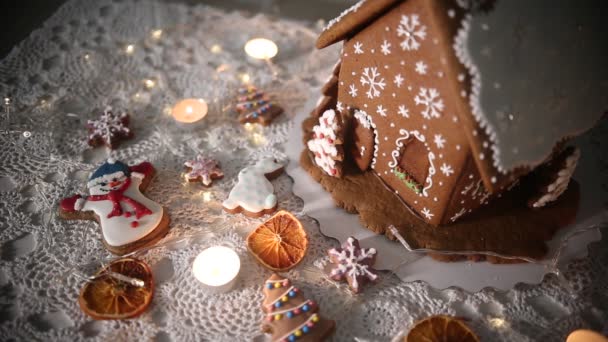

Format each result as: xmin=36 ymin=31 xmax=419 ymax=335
xmin=89 ymin=158 xmax=130 ymax=182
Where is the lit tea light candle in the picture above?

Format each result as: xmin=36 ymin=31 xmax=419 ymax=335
xmin=244 ymin=38 xmax=278 ymax=60
xmin=192 ymin=246 xmax=240 ymax=293
xmin=172 ymin=98 xmax=208 ymax=123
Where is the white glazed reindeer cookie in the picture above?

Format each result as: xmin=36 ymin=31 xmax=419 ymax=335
xmin=222 ymin=158 xmax=285 ymax=217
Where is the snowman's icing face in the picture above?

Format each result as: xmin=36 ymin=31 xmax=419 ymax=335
xmin=87 ymin=171 xmax=129 ymax=196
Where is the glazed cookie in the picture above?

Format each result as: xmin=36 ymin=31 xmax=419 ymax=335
xmin=235 ymin=86 xmax=284 ymax=126
xmin=222 ymin=158 xmax=285 ymax=217
xmin=183 ymin=154 xmax=224 ymax=187
xmin=87 ymin=106 xmax=133 ymax=149
xmin=328 ymin=236 xmax=378 ymax=293
xmin=306 ymin=109 xmax=345 ymax=177
xmin=59 ymin=158 xmax=170 ymax=255
xmin=261 ymin=274 xmax=335 ymax=342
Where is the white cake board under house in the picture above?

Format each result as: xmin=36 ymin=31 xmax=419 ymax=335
xmin=285 ymin=93 xmax=606 ymax=292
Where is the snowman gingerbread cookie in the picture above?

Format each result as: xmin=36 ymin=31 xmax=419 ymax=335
xmin=222 ymin=158 xmax=285 ymax=217
xmin=59 ymin=159 xmax=170 ymax=255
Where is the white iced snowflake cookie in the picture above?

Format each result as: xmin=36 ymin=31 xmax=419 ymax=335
xmin=86 ymin=106 xmax=133 ymax=149
xmin=222 ymin=158 xmax=285 ymax=218
xmin=327 ymin=236 xmax=379 ymax=293
xmin=184 ymin=154 xmax=224 ymax=187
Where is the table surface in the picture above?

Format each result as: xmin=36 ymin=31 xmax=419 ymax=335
xmin=0 ymin=0 xmax=607 ymax=341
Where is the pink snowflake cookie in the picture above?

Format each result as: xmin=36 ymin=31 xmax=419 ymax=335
xmin=327 ymin=236 xmax=378 ymax=293
xmin=307 ymin=109 xmax=344 ymax=177
xmin=87 ymin=106 xmax=133 ymax=149
xmin=184 ymin=154 xmax=224 ymax=187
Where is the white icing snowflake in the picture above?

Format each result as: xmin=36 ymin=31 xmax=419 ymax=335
xmin=415 ymin=61 xmax=428 ymax=75
xmin=421 ymin=207 xmax=434 ymax=220
xmin=348 ymin=84 xmax=358 ymax=98
xmin=381 ymin=40 xmax=391 ymax=55
xmin=479 ymin=191 xmax=491 ymax=204
xmin=433 ymin=134 xmax=446 ymax=149
xmin=414 ymin=87 xmax=444 ymax=119
xmin=360 ymin=67 xmax=386 ymax=99
xmin=396 ymin=14 xmax=427 ymax=51
xmin=354 ymin=41 xmax=364 ymax=54
xmin=328 ymin=237 xmax=378 ymax=292
xmin=393 ymin=74 xmax=404 ymax=88
xmin=440 ymin=163 xmax=454 ymax=176
xmin=307 ymin=109 xmax=341 ymax=177
xmin=376 ymin=105 xmax=387 ymax=117
xmin=450 ymin=208 xmax=466 ymax=222
xmin=336 ymin=101 xmax=344 ymax=112
xmin=398 ymin=105 xmax=410 ymax=118
xmin=87 ymin=106 xmax=130 ymax=146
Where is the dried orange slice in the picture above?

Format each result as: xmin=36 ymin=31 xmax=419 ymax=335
xmin=405 ymin=315 xmax=479 ymax=342
xmin=78 ymin=258 xmax=154 ymax=320
xmin=247 ymin=210 xmax=308 ymax=271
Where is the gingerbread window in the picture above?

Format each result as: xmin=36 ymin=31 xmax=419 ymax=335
xmin=392 ymin=138 xmax=429 ymax=195
xmin=398 ymin=139 xmax=429 ymax=184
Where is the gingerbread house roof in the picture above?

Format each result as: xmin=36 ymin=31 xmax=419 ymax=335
xmin=316 ymin=0 xmax=402 ymax=49
xmin=318 ymin=0 xmax=608 ymax=192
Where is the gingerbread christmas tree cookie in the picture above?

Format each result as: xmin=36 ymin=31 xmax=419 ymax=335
xmin=306 ymin=109 xmax=344 ymax=177
xmin=261 ymin=274 xmax=335 ymax=342
xmin=235 ymin=85 xmax=283 ymax=126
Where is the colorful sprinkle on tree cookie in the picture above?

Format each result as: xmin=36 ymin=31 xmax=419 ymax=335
xmin=261 ymin=274 xmax=335 ymax=342
xmin=236 ymin=85 xmax=284 ymax=126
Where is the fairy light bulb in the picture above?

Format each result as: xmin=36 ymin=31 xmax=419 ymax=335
xmin=151 ymin=29 xmax=162 ymax=40
xmin=125 ymin=44 xmax=135 ymax=54
xmin=210 ymin=44 xmax=222 ymax=54
xmin=244 ymin=38 xmax=278 ymax=60
xmin=144 ymin=79 xmax=156 ymax=89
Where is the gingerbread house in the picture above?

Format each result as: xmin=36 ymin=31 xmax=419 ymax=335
xmin=306 ymin=0 xmax=607 ymax=225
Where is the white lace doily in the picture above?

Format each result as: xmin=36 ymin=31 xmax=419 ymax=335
xmin=0 ymin=1 xmax=607 ymax=341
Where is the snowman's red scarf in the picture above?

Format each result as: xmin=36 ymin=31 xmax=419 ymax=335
xmin=88 ymin=178 xmax=152 ymax=219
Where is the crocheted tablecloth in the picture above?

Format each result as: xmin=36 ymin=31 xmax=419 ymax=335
xmin=0 ymin=1 xmax=607 ymax=341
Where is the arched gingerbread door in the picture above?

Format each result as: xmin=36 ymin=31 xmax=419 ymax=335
xmin=350 ymin=110 xmax=376 ymax=171
xmin=388 ymin=130 xmax=435 ymax=197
